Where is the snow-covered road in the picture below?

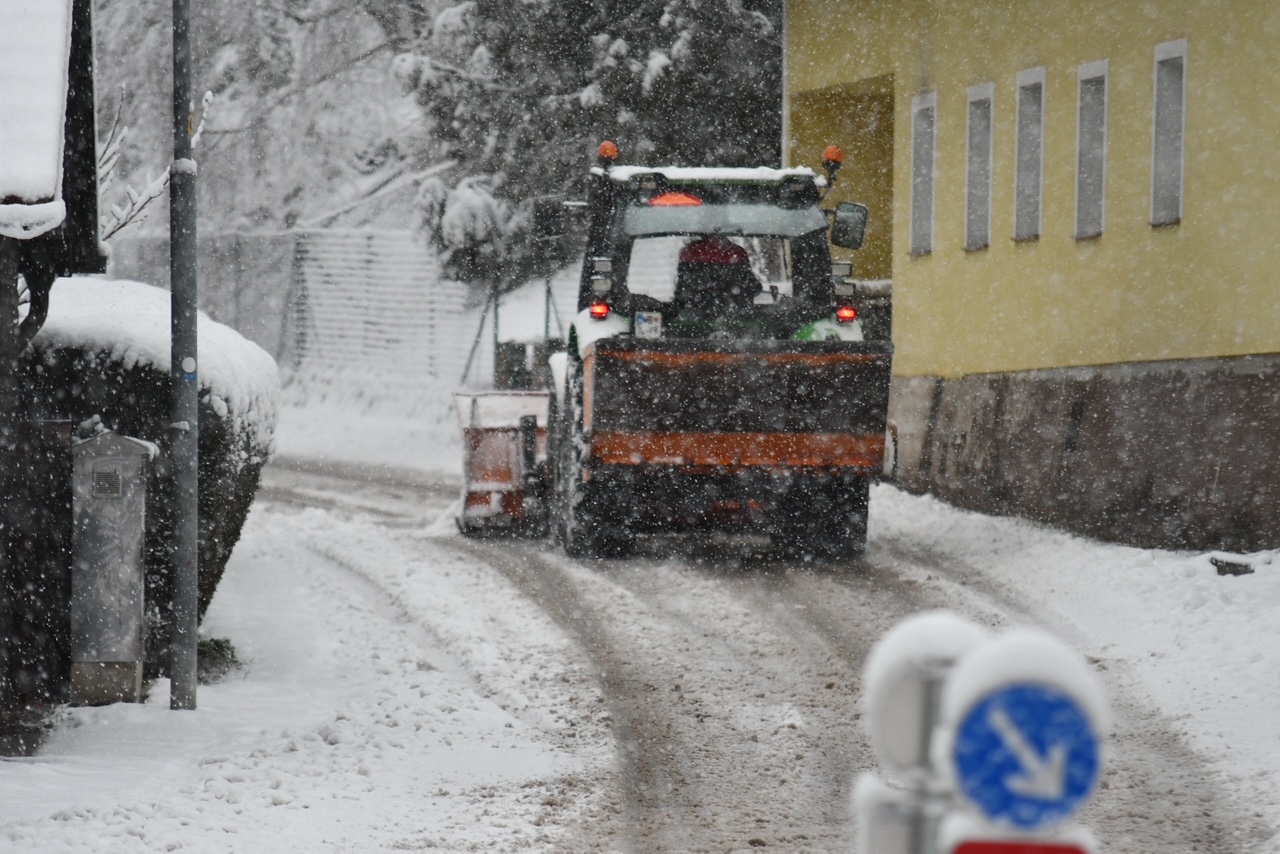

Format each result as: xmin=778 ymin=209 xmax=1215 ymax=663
xmin=0 ymin=456 xmax=1275 ymax=851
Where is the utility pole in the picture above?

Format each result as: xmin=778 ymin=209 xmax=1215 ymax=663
xmin=0 ymin=238 xmax=19 ymax=709
xmin=168 ymin=0 xmax=199 ymax=710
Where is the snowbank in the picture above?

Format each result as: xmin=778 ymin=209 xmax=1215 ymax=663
xmin=0 ymin=496 xmax=610 ymax=851
xmin=870 ymin=484 xmax=1280 ymax=835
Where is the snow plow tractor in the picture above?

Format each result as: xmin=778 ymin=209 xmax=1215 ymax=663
xmin=452 ymin=143 xmax=893 ymax=556
xmin=537 ymin=143 xmax=895 ymax=559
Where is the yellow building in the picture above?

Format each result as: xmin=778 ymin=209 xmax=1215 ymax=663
xmin=786 ymin=0 xmax=1280 ymax=550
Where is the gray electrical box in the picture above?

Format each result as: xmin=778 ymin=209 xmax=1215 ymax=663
xmin=69 ymin=432 xmax=155 ymax=705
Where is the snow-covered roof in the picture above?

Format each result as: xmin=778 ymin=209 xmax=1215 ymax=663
xmin=593 ymin=165 xmax=825 ymax=186
xmin=0 ymin=0 xmax=74 ymax=238
xmin=33 ymin=278 xmax=280 ymax=452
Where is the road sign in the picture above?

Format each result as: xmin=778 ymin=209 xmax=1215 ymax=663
xmin=952 ymin=682 xmax=1101 ymax=831
xmin=953 ymin=842 xmax=1088 ymax=854
xmin=857 ymin=616 xmax=1106 ymax=854
xmin=863 ymin=611 xmax=988 ymax=778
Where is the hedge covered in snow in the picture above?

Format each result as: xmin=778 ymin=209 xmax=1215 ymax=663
xmin=22 ymin=278 xmax=278 ymax=667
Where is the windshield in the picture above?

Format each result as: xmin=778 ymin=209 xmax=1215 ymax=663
xmin=621 ymin=181 xmax=829 ymax=239
xmin=624 ymin=203 xmax=828 ymax=238
xmin=626 ymin=236 xmax=793 ymax=301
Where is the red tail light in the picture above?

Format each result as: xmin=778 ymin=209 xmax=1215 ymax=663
xmin=836 ymin=305 xmax=858 ymax=323
xmin=589 ymin=301 xmax=610 ymax=320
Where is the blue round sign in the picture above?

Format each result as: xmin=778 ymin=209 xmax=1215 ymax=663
xmin=952 ymin=682 xmax=1101 ymax=830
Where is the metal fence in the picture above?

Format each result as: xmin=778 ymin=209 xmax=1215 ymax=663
xmin=107 ymin=230 xmax=476 ymax=412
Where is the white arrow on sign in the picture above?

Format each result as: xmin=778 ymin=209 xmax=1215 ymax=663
xmin=988 ymin=706 xmax=1067 ymax=800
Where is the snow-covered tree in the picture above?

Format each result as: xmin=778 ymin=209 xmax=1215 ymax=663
xmin=95 ymin=0 xmax=429 ymax=236
xmin=92 ymin=0 xmax=779 ymax=280
xmin=393 ymin=0 xmax=782 ymax=283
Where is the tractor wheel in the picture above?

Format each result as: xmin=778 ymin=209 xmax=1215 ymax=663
xmin=555 ymin=362 xmax=634 ymax=558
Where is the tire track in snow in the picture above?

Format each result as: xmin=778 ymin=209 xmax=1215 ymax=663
xmin=442 ymin=538 xmax=699 ymax=852
xmin=584 ymin=551 xmax=940 ymax=843
xmin=448 ymin=539 xmax=929 ymax=852
xmin=261 ymin=462 xmax=1274 ymax=851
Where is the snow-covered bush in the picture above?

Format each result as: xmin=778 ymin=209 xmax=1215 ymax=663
xmin=417 ymin=175 xmax=511 ymax=281
xmin=22 ymin=278 xmax=278 ymax=667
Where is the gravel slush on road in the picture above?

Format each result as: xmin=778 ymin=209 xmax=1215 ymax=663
xmin=0 ymin=444 xmax=1275 ymax=851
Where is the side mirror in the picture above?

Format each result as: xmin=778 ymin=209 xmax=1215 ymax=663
xmin=533 ymin=196 xmax=566 ymax=242
xmin=831 ymin=201 xmax=869 ymax=250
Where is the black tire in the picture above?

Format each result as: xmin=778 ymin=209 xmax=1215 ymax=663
xmin=774 ymin=474 xmax=869 ymax=561
xmin=554 ymin=361 xmax=634 ymax=558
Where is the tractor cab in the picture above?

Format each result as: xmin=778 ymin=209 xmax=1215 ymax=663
xmin=564 ymin=151 xmax=870 ymax=352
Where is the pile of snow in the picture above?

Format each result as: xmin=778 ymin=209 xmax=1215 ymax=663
xmin=34 ymin=277 xmax=279 ymax=452
xmin=0 ymin=0 xmax=73 ymax=237
xmin=870 ymin=485 xmax=1280 ymax=832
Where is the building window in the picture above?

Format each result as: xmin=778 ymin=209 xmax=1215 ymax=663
xmin=965 ymin=83 xmax=994 ymax=251
xmin=911 ymin=92 xmax=937 ymax=256
xmin=1075 ymin=60 xmax=1109 ymax=239
xmin=1014 ymin=67 xmax=1045 ymax=241
xmin=1152 ymin=39 xmax=1187 ymax=225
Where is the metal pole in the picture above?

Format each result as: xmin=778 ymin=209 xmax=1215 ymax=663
xmin=0 ymin=239 xmax=20 ymax=709
xmin=459 ymin=296 xmax=490 ymax=386
xmin=491 ymin=282 xmax=499 ymax=360
xmin=544 ymin=274 xmax=552 ymax=341
xmin=909 ymin=661 xmax=947 ymax=854
xmin=168 ymin=0 xmax=199 ymax=710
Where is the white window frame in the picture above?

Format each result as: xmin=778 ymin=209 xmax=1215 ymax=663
xmin=965 ymin=83 xmax=995 ymax=251
xmin=1014 ymin=67 xmax=1046 ymax=241
xmin=1075 ymin=59 xmax=1110 ymax=240
xmin=1151 ymin=38 xmax=1187 ymax=225
xmin=910 ymin=91 xmax=938 ymax=256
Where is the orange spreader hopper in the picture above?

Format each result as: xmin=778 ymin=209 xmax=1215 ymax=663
xmin=453 ymin=391 xmax=551 ymax=536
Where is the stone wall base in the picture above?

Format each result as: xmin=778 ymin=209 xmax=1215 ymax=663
xmin=888 ymin=355 xmax=1280 ymax=552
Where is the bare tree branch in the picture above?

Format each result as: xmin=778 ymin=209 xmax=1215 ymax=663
xmin=301 ymin=160 xmax=456 ymax=229
xmin=100 ymin=92 xmax=215 ymax=241
xmin=282 ymin=1 xmax=346 ymax=25
xmin=205 ymin=40 xmax=395 ymax=136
